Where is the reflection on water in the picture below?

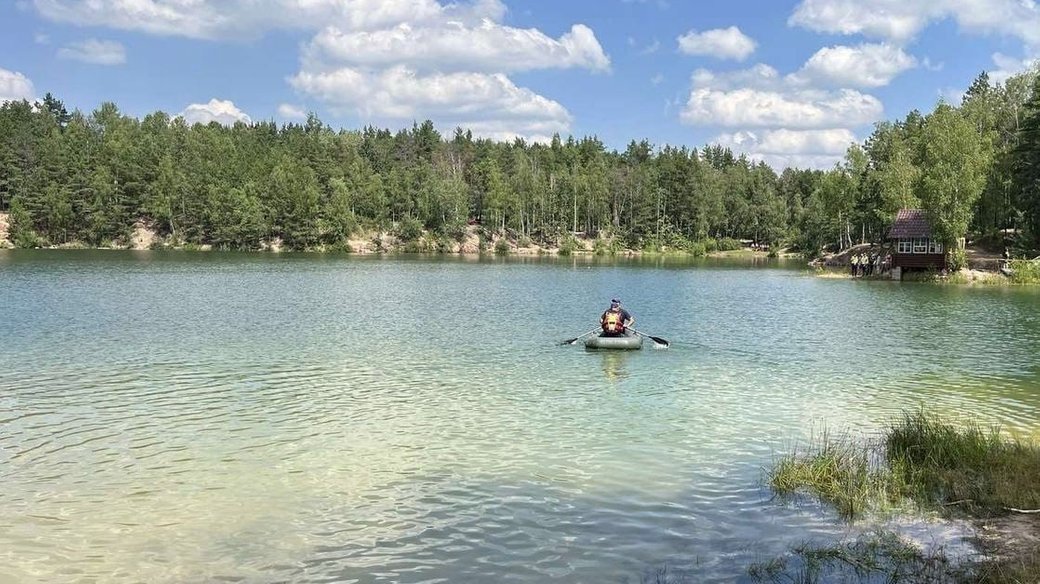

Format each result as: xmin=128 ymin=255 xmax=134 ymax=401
xmin=599 ymin=351 xmax=631 ymax=382
xmin=1 ymin=250 xmax=1039 ymax=583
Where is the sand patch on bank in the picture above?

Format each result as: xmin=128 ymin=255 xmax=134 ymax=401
xmin=130 ymin=221 xmax=157 ymax=250
xmin=0 ymin=212 xmax=10 ymax=248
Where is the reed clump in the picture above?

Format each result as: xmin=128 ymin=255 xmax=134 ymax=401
xmin=764 ymin=410 xmax=1040 ymax=584
xmin=769 ymin=430 xmax=902 ymax=520
xmin=885 ymin=410 xmax=1040 ymax=515
xmin=771 ymin=411 xmax=1040 ymax=518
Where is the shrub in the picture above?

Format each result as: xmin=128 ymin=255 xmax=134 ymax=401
xmin=686 ymin=240 xmax=707 ymax=257
xmin=494 ymin=238 xmax=510 ymax=255
xmin=947 ymin=247 xmax=968 ymax=271
xmin=558 ymin=237 xmax=578 ymax=256
xmin=1008 ymin=259 xmax=1040 ymax=284
xmin=716 ymin=237 xmax=742 ymax=251
xmin=393 ymin=216 xmax=424 ymax=242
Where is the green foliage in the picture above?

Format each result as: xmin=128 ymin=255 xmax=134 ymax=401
xmin=1007 ymin=259 xmax=1040 ymax=284
xmin=3 ymin=71 xmax=1040 ymax=253
xmin=919 ymin=104 xmax=991 ymax=247
xmin=716 ymin=237 xmax=742 ymax=251
xmin=493 ymin=237 xmax=510 ymax=255
xmin=394 ymin=216 xmax=424 ymax=242
xmin=8 ymin=198 xmax=40 ymax=248
xmin=558 ymin=236 xmax=578 ymax=256
xmin=948 ymin=247 xmax=968 ymax=271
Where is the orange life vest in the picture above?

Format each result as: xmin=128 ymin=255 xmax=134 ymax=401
xmin=602 ymin=310 xmax=623 ymax=333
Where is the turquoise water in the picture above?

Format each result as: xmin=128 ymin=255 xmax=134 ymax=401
xmin=2 ymin=250 xmax=1039 ymax=583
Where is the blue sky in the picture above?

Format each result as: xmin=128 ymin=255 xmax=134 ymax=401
xmin=2 ymin=0 xmax=1039 ymax=169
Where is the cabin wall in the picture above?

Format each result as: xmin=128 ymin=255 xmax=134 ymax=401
xmin=891 ymin=253 xmax=946 ymax=270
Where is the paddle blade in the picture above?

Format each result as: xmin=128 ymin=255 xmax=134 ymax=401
xmin=650 ymin=336 xmax=670 ymax=347
xmin=560 ymin=338 xmax=579 ymax=345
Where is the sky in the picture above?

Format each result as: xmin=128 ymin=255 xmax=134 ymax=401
xmin=1 ymin=0 xmax=1039 ymax=170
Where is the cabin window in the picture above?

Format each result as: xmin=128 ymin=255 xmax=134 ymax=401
xmin=913 ymin=238 xmax=928 ymax=253
xmin=897 ymin=239 xmax=912 ymax=253
xmin=928 ymin=240 xmax=944 ymax=254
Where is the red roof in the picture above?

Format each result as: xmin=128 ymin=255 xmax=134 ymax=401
xmin=888 ymin=209 xmax=932 ymax=239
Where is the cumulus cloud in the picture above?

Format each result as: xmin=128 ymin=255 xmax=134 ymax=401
xmin=988 ymin=52 xmax=1040 ymax=85
xmin=33 ymin=0 xmax=608 ymax=143
xmin=678 ymin=26 xmax=756 ymax=61
xmin=31 ymin=0 xmax=505 ymax=40
xmin=681 ymin=65 xmax=883 ymax=129
xmin=0 ymin=68 xmax=35 ymax=103
xmin=277 ymin=103 xmax=308 ymax=120
xmin=303 ymin=21 xmax=609 ymax=73
xmin=789 ymin=0 xmax=1040 ymax=48
xmin=288 ymin=0 xmax=606 ymax=142
xmin=57 ymin=38 xmax=126 ymax=65
xmin=178 ymin=99 xmax=251 ymax=126
xmin=289 ymin=67 xmax=570 ymax=141
xmin=711 ymin=129 xmax=857 ymax=170
xmin=682 ymin=63 xmax=880 ymax=170
xmin=790 ymin=43 xmax=916 ymax=88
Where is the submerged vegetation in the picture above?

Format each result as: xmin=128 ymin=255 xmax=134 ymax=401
xmin=763 ymin=411 xmax=1040 ymax=583
xmin=1 ymin=67 xmax=1039 ymax=256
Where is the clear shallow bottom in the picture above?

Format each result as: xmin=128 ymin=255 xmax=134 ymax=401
xmin=1 ymin=251 xmax=1039 ymax=583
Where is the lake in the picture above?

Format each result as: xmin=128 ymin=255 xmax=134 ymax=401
xmin=2 ymin=250 xmax=1039 ymax=583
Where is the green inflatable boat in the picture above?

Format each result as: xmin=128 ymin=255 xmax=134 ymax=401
xmin=584 ymin=332 xmax=643 ymax=350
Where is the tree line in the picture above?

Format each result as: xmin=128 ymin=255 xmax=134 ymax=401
xmin=1 ymin=67 xmax=1038 ymax=257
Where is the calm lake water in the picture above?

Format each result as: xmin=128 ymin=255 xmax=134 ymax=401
xmin=2 ymin=250 xmax=1040 ymax=583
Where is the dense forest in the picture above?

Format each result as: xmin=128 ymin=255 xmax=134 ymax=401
xmin=1 ymin=67 xmax=1039 ymax=260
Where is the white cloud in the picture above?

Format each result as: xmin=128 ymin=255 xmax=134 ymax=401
xmin=34 ymin=32 xmax=50 ymax=44
xmin=304 ymin=21 xmax=609 ymax=73
xmin=57 ymin=38 xmax=126 ymax=65
xmin=789 ymin=0 xmax=1040 ymax=48
xmin=277 ymin=103 xmax=308 ymax=120
xmin=711 ymin=129 xmax=856 ymax=170
xmin=683 ymin=62 xmax=879 ymax=170
xmin=681 ymin=65 xmax=883 ymax=128
xmin=651 ymin=73 xmax=664 ymax=85
xmin=178 ymin=99 xmax=251 ymax=126
xmin=0 ymin=68 xmax=35 ymax=103
xmin=287 ymin=0 xmax=606 ymax=142
xmin=988 ymin=52 xmax=1040 ymax=84
xmin=34 ymin=0 xmax=608 ymax=143
xmin=677 ymin=26 xmax=756 ymax=61
xmin=31 ymin=0 xmax=505 ymax=40
xmin=639 ymin=39 xmax=661 ymax=55
xmin=289 ymin=66 xmax=570 ymax=141
xmin=791 ymin=43 xmax=916 ymax=88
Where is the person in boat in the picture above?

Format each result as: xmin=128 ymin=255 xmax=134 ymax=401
xmin=600 ymin=298 xmax=634 ymax=337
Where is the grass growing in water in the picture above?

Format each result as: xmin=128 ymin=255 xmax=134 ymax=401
xmin=769 ymin=430 xmax=901 ymax=520
xmin=766 ymin=410 xmax=1040 ymax=584
xmin=886 ymin=411 xmax=1040 ymax=515
xmin=747 ymin=531 xmax=959 ymax=584
xmin=771 ymin=411 xmax=1040 ymax=518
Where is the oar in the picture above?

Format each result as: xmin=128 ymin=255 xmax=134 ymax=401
xmin=560 ymin=328 xmax=601 ymax=345
xmin=630 ymin=328 xmax=670 ymax=347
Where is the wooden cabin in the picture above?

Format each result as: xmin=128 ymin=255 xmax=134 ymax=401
xmin=887 ymin=209 xmax=946 ymax=271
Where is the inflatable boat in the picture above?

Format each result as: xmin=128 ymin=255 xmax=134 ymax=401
xmin=584 ymin=332 xmax=643 ymax=350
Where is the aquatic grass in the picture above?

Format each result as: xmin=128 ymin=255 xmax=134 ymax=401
xmin=769 ymin=430 xmax=904 ymax=520
xmin=746 ymin=531 xmax=960 ymax=584
xmin=886 ymin=410 xmax=1040 ymax=515
xmin=771 ymin=411 xmax=1040 ymax=520
xmin=763 ymin=411 xmax=1040 ymax=584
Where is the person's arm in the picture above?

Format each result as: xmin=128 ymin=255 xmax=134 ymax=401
xmin=624 ymin=310 xmax=635 ymax=328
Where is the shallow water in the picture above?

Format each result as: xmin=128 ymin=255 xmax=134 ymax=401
xmin=2 ymin=250 xmax=1039 ymax=583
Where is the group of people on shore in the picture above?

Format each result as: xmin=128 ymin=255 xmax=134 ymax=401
xmin=849 ymin=250 xmax=890 ymax=277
